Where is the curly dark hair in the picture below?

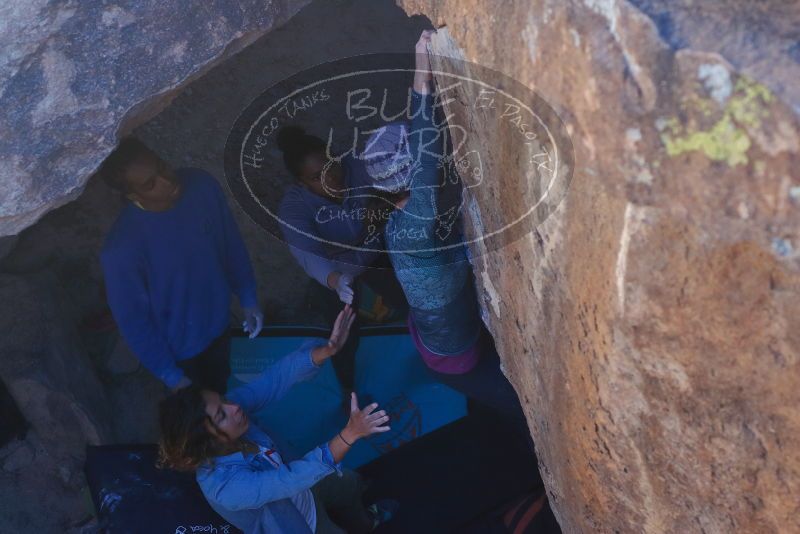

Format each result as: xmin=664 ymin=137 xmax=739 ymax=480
xmin=276 ymin=125 xmax=327 ymax=179
xmin=157 ymin=385 xmax=255 ymax=472
xmin=98 ymin=136 xmax=157 ymax=192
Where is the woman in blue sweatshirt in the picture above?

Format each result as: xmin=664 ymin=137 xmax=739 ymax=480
xmin=100 ymin=139 xmax=263 ymax=392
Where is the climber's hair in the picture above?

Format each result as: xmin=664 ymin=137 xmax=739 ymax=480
xmin=99 ymin=137 xmax=157 ymax=192
xmin=157 ymin=385 xmax=255 ymax=472
xmin=276 ymin=125 xmax=326 ymax=179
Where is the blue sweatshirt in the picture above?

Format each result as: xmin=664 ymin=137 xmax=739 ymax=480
xmin=101 ymin=168 xmax=258 ymax=387
xmin=279 ymin=155 xmax=382 ymax=287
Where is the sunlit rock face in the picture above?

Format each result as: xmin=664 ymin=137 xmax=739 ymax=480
xmin=0 ymin=0 xmax=310 ymax=236
xmin=396 ymin=0 xmax=800 ymax=532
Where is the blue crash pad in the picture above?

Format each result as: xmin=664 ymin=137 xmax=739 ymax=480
xmin=229 ymin=326 xmax=467 ymax=468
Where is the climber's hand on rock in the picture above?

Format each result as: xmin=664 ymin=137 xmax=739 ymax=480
xmin=415 ymin=29 xmax=435 ymax=55
xmin=414 ymin=30 xmax=435 ymax=93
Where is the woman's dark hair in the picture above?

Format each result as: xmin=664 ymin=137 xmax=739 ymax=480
xmin=157 ymin=385 xmax=253 ymax=472
xmin=99 ymin=137 xmax=156 ymax=192
xmin=276 ymin=125 xmax=326 ymax=179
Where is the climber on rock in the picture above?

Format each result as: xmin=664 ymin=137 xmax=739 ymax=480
xmin=157 ymin=305 xmax=399 ymax=534
xmin=99 ymin=138 xmax=263 ymax=393
xmin=372 ymin=29 xmax=528 ymax=429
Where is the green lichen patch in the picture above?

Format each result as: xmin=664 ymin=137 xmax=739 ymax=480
xmin=659 ymin=76 xmax=774 ymax=167
xmin=728 ymin=77 xmax=773 ymax=128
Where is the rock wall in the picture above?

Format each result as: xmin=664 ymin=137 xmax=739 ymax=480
xmin=0 ymin=0 xmax=311 ymax=237
xmin=396 ymin=1 xmax=800 ymax=532
xmin=0 ymin=272 xmax=113 ymax=532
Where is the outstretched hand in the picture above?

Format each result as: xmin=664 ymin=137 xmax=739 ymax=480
xmin=311 ymin=305 xmax=356 ymax=365
xmin=328 ymin=392 xmax=391 ymax=462
xmin=343 ymin=392 xmax=391 ymax=442
xmin=328 ymin=304 xmax=356 ymax=351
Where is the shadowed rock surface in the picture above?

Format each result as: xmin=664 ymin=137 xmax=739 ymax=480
xmin=0 ymin=272 xmax=112 ymax=532
xmin=0 ymin=1 xmax=427 ymax=531
xmin=397 ymin=0 xmax=800 ymax=532
xmin=0 ymin=0 xmax=311 ymax=236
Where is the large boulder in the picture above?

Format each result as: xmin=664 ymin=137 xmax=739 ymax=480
xmin=0 ymin=236 xmax=17 ymax=262
xmin=0 ymin=0 xmax=311 ymax=237
xmin=0 ymin=271 xmax=113 ymax=532
xmin=396 ymin=0 xmax=800 ymax=532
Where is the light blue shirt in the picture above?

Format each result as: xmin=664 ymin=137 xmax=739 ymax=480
xmin=196 ymin=341 xmax=342 ymax=534
xmin=254 ymin=444 xmax=317 ymax=532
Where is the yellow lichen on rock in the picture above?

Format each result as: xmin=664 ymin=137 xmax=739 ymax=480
xmin=660 ymin=76 xmax=774 ymax=167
